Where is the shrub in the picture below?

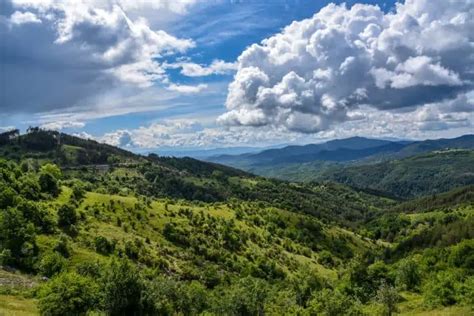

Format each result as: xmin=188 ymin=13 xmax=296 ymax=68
xmin=94 ymin=236 xmax=115 ymax=255
xmin=308 ymin=288 xmax=363 ymax=316
xmin=396 ymin=258 xmax=421 ymax=291
xmin=38 ymin=252 xmax=67 ymax=277
xmin=101 ymin=258 xmax=144 ymax=315
xmin=376 ymin=281 xmax=399 ymax=316
xmin=449 ymin=239 xmax=474 ymax=270
xmin=423 ymin=271 xmax=458 ymax=307
xmin=38 ymin=272 xmax=99 ymax=316
xmin=57 ymin=205 xmax=77 ymax=228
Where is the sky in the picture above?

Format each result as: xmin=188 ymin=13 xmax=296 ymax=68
xmin=1 ymin=0 xmax=473 ymax=152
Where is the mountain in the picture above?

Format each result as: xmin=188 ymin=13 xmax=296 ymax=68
xmin=207 ymin=135 xmax=474 ymax=168
xmin=150 ymin=145 xmax=275 ymax=159
xmin=0 ymin=129 xmax=472 ymax=315
xmin=207 ymin=136 xmax=402 ymax=168
xmin=208 ymin=135 xmax=474 ymax=198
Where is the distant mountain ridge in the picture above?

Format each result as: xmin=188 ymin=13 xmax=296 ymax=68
xmin=206 ymin=135 xmax=474 ymax=168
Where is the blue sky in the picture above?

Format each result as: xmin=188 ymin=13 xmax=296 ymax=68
xmin=1 ymin=0 xmax=472 ymax=151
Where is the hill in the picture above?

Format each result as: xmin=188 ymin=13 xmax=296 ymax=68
xmin=207 ymin=134 xmax=474 ymax=170
xmin=0 ymin=129 xmax=472 ymax=315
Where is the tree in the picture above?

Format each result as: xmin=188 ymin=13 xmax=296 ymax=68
xmin=376 ymin=281 xmax=399 ymax=316
xmin=18 ymin=175 xmax=41 ymax=200
xmin=40 ymin=163 xmax=62 ymax=180
xmin=0 ymin=185 xmax=17 ymax=209
xmin=57 ymin=204 xmax=78 ymax=228
xmin=38 ymin=272 xmax=99 ymax=316
xmin=308 ymin=288 xmax=363 ymax=316
xmin=449 ymin=239 xmax=474 ymax=271
xmin=290 ymin=265 xmax=325 ymax=307
xmin=38 ymin=252 xmax=67 ymax=277
xmin=101 ymin=258 xmax=144 ymax=315
xmin=39 ymin=172 xmax=59 ymax=196
xmin=0 ymin=207 xmax=37 ymax=269
xmin=423 ymin=271 xmax=458 ymax=307
xmin=396 ymin=258 xmax=421 ymax=291
xmin=214 ymin=277 xmax=268 ymax=316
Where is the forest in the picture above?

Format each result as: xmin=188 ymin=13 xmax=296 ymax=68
xmin=0 ymin=129 xmax=473 ymax=315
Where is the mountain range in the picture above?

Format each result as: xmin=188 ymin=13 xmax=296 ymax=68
xmin=206 ymin=135 xmax=474 ymax=168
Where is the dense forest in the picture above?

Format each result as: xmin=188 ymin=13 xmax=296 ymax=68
xmin=0 ymin=129 xmax=473 ymax=315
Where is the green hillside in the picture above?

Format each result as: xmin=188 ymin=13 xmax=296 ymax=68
xmin=253 ymin=149 xmax=474 ymax=199
xmin=0 ymin=130 xmax=473 ymax=315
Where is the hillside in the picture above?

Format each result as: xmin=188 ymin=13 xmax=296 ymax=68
xmin=207 ymin=135 xmax=474 ymax=180
xmin=312 ymin=150 xmax=474 ymax=199
xmin=0 ymin=130 xmax=473 ymax=315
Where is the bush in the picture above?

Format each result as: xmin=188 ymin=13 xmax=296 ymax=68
xmin=396 ymin=258 xmax=421 ymax=291
xmin=38 ymin=252 xmax=67 ymax=277
xmin=376 ymin=281 xmax=399 ymax=316
xmin=94 ymin=236 xmax=115 ymax=255
xmin=38 ymin=272 xmax=99 ymax=316
xmin=53 ymin=234 xmax=72 ymax=258
xmin=39 ymin=172 xmax=60 ymax=197
xmin=308 ymin=288 xmax=363 ymax=316
xmin=449 ymin=239 xmax=474 ymax=270
xmin=423 ymin=271 xmax=458 ymax=307
xmin=101 ymin=258 xmax=144 ymax=315
xmin=213 ymin=277 xmax=268 ymax=315
xmin=57 ymin=205 xmax=78 ymax=228
xmin=0 ymin=207 xmax=37 ymax=269
xmin=142 ymin=278 xmax=208 ymax=315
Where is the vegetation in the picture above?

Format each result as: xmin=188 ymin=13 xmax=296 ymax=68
xmin=250 ymin=150 xmax=474 ymax=199
xmin=0 ymin=130 xmax=473 ymax=315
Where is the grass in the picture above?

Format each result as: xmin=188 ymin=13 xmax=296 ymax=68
xmin=0 ymin=295 xmax=38 ymax=316
xmin=398 ymin=306 xmax=473 ymax=316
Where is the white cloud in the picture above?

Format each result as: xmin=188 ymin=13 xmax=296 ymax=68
xmin=3 ymin=0 xmax=196 ymax=113
xmin=220 ymin=0 xmax=474 ymax=133
xmin=168 ymin=59 xmax=237 ymax=77
xmin=167 ymin=83 xmax=208 ymax=94
xmin=92 ymin=119 xmax=302 ymax=149
xmin=117 ymin=0 xmax=198 ymax=15
xmin=9 ymin=11 xmax=41 ymax=25
xmin=40 ymin=121 xmax=85 ymax=131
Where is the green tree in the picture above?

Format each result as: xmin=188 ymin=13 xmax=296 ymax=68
xmin=308 ymin=288 xmax=363 ymax=316
xmin=376 ymin=281 xmax=399 ymax=316
xmin=0 ymin=185 xmax=17 ymax=208
xmin=38 ymin=252 xmax=67 ymax=277
xmin=396 ymin=258 xmax=421 ymax=291
xmin=0 ymin=207 xmax=37 ymax=269
xmin=423 ymin=271 xmax=458 ymax=307
xmin=101 ymin=258 xmax=144 ymax=315
xmin=449 ymin=239 xmax=474 ymax=271
xmin=214 ymin=277 xmax=268 ymax=316
xmin=38 ymin=272 xmax=99 ymax=316
xmin=39 ymin=172 xmax=59 ymax=196
xmin=40 ymin=163 xmax=62 ymax=180
xmin=57 ymin=204 xmax=78 ymax=228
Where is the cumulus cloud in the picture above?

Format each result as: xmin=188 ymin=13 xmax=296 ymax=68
xmin=167 ymin=59 xmax=237 ymax=77
xmin=167 ymin=83 xmax=208 ymax=94
xmin=219 ymin=0 xmax=474 ymax=133
xmin=1 ymin=0 xmax=195 ymax=113
xmin=87 ymin=119 xmax=301 ymax=149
